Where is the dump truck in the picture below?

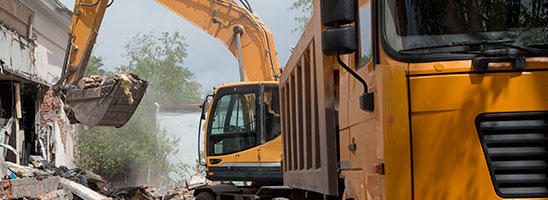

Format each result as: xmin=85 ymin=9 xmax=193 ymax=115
xmin=280 ymin=0 xmax=548 ymax=199
xmin=63 ymin=0 xmax=548 ymax=199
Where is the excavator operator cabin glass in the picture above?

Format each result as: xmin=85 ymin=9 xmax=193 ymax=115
xmin=209 ymin=92 xmax=257 ymax=155
xmin=383 ymin=0 xmax=548 ymax=59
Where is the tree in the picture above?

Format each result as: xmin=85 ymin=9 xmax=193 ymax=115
xmin=172 ymin=151 xmax=206 ymax=186
xmin=84 ymin=55 xmax=110 ymax=77
xmin=289 ymin=0 xmax=313 ymax=33
xmin=118 ymin=31 xmax=201 ymax=104
xmin=76 ymin=32 xmax=202 ymax=188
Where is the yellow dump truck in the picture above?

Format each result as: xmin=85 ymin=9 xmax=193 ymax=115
xmin=281 ymin=0 xmax=548 ymax=199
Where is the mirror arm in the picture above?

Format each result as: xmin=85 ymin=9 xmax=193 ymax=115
xmin=335 ymin=52 xmax=374 ymax=112
xmin=336 ymin=52 xmax=367 ymax=94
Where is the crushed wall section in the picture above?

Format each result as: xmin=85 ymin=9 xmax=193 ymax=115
xmin=0 ymin=24 xmax=37 ymax=80
xmin=39 ymin=88 xmax=77 ymax=168
xmin=0 ymin=0 xmax=75 ymax=168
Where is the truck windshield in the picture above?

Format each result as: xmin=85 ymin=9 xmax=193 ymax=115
xmin=383 ymin=0 xmax=548 ymax=57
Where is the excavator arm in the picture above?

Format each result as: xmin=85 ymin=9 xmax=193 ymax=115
xmin=57 ymin=0 xmax=280 ymax=127
xmin=154 ymin=0 xmax=280 ymax=81
xmin=64 ymin=0 xmax=109 ymax=85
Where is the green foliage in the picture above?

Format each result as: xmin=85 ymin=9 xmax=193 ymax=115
xmin=84 ymin=55 xmax=110 ymax=77
xmin=76 ymin=124 xmax=179 ymax=186
xmin=192 ymin=153 xmax=207 ymax=176
xmin=289 ymin=0 xmax=313 ymax=33
xmin=77 ymin=32 xmax=202 ymax=188
xmin=118 ymin=31 xmax=201 ymax=104
xmin=172 ymin=152 xmax=206 ymax=186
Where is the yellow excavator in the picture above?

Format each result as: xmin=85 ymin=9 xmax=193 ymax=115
xmin=57 ymin=0 xmax=284 ymax=199
xmin=55 ymin=0 xmax=280 ymax=126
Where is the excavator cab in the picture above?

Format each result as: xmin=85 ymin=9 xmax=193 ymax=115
xmin=201 ymin=82 xmax=283 ymax=183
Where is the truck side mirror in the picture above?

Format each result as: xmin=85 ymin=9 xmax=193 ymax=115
xmin=320 ymin=0 xmax=374 ymax=112
xmin=322 ymin=26 xmax=357 ymax=56
xmin=321 ymin=0 xmax=356 ymax=55
xmin=321 ymin=0 xmax=356 ymax=27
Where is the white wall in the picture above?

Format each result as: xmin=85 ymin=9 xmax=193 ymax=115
xmin=33 ymin=15 xmax=68 ymax=83
xmin=157 ymin=112 xmax=202 ymax=181
xmin=19 ymin=0 xmax=71 ymax=84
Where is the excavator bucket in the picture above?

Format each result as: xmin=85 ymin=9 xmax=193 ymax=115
xmin=64 ymin=72 xmax=148 ymax=128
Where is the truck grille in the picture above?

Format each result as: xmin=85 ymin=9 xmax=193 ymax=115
xmin=476 ymin=112 xmax=548 ymax=198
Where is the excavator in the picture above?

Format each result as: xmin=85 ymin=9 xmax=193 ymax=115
xmin=57 ymin=0 xmax=284 ymax=199
xmin=55 ymin=0 xmax=280 ymax=127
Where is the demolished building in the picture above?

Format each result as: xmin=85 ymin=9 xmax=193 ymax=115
xmin=0 ymin=0 xmax=76 ymax=167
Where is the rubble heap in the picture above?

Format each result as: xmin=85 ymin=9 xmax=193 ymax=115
xmin=0 ymin=156 xmax=209 ymax=200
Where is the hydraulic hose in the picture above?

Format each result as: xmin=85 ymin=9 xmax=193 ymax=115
xmin=79 ymin=0 xmax=101 ymax=7
xmin=107 ymin=0 xmax=115 ymax=7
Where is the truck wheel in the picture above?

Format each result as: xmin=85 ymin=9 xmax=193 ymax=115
xmin=196 ymin=191 xmax=216 ymax=200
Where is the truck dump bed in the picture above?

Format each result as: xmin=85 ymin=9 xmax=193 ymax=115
xmin=279 ymin=8 xmax=340 ymax=196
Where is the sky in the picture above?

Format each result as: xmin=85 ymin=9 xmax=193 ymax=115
xmin=57 ymin=0 xmax=306 ymax=95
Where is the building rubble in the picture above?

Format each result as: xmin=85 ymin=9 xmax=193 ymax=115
xmin=0 ymin=156 xmax=211 ymax=200
xmin=0 ymin=1 xmax=210 ymax=199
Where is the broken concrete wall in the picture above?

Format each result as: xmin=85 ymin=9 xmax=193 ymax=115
xmin=0 ymin=21 xmax=36 ymax=79
xmin=39 ymin=88 xmax=77 ymax=168
xmin=0 ymin=0 xmax=71 ymax=84
xmin=0 ymin=0 xmax=42 ymax=165
xmin=18 ymin=0 xmax=71 ymax=84
xmin=0 ymin=0 xmax=75 ymax=168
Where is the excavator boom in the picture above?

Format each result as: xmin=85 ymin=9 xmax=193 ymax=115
xmin=65 ymin=0 xmax=108 ymax=84
xmin=155 ymin=0 xmax=281 ymax=81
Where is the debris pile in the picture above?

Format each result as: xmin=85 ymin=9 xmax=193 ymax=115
xmin=77 ymin=75 xmax=104 ymax=89
xmin=0 ymin=157 xmax=212 ymax=200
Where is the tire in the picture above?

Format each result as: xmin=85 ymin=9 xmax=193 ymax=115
xmin=196 ymin=191 xmax=216 ymax=200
